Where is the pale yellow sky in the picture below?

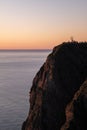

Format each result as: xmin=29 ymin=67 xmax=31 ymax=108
xmin=0 ymin=0 xmax=87 ymax=49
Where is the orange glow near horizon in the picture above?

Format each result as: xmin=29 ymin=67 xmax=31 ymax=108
xmin=0 ymin=0 xmax=87 ymax=49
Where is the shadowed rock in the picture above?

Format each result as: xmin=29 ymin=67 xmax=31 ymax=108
xmin=22 ymin=42 xmax=87 ymax=130
xmin=61 ymin=79 xmax=87 ymax=130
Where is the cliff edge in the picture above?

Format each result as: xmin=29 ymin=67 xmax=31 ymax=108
xmin=22 ymin=42 xmax=87 ymax=130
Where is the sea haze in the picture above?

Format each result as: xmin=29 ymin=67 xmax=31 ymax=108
xmin=0 ymin=50 xmax=51 ymax=130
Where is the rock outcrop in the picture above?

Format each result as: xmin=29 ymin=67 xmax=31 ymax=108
xmin=61 ymin=79 xmax=87 ymax=130
xmin=22 ymin=42 xmax=87 ymax=130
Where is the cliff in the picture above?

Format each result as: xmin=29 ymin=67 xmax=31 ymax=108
xmin=22 ymin=42 xmax=87 ymax=130
xmin=61 ymin=79 xmax=87 ymax=130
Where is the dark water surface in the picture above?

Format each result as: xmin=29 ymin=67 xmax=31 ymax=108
xmin=0 ymin=50 xmax=51 ymax=130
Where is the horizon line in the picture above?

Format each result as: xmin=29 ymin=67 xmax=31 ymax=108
xmin=0 ymin=49 xmax=52 ymax=51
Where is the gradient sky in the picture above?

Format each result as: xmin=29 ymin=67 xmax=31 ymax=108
xmin=0 ymin=0 xmax=87 ymax=49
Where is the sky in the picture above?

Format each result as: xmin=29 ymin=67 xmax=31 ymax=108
xmin=0 ymin=0 xmax=87 ymax=49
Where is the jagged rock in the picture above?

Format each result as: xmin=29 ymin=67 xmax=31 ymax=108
xmin=61 ymin=79 xmax=87 ymax=130
xmin=22 ymin=42 xmax=87 ymax=130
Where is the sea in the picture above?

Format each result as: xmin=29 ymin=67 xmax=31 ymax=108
xmin=0 ymin=50 xmax=51 ymax=130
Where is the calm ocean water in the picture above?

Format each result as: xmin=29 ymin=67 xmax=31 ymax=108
xmin=0 ymin=50 xmax=51 ymax=130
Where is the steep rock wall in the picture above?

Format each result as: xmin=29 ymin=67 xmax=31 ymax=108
xmin=22 ymin=42 xmax=87 ymax=130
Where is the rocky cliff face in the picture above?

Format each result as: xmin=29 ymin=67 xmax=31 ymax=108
xmin=61 ymin=79 xmax=87 ymax=130
xmin=22 ymin=42 xmax=87 ymax=130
